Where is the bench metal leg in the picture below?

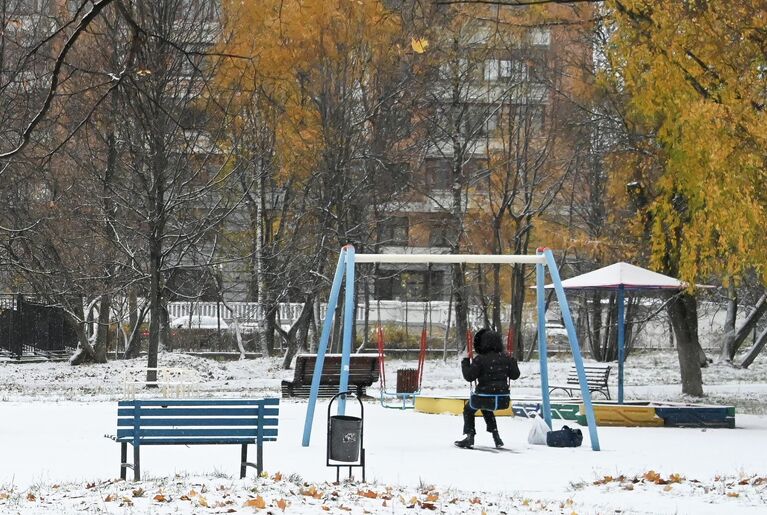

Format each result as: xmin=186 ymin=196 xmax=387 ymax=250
xmin=133 ymin=444 xmax=140 ymax=481
xmin=120 ymin=442 xmax=127 ymax=480
xmin=240 ymin=444 xmax=247 ymax=479
xmin=257 ymin=443 xmax=263 ymax=476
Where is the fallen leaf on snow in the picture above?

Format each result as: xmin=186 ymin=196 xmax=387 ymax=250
xmin=104 ymin=493 xmax=116 ymax=502
xmin=357 ymin=489 xmax=378 ymax=499
xmin=154 ymin=493 xmax=168 ymax=502
xmin=26 ymin=493 xmax=36 ymax=502
xmin=244 ymin=495 xmax=266 ymax=509
xmin=643 ymin=470 xmax=661 ymax=483
xmin=132 ymin=487 xmax=145 ymax=497
xmin=276 ymin=498 xmax=288 ymax=511
xmin=726 ymin=492 xmax=740 ymax=498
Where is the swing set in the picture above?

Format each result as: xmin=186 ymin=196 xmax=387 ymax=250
xmin=301 ymin=246 xmax=602 ymax=452
xmin=375 ymin=298 xmax=429 ymax=409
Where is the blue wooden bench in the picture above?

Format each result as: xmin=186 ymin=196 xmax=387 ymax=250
xmin=115 ymin=398 xmax=279 ymax=481
xmin=548 ymin=365 xmax=612 ymax=400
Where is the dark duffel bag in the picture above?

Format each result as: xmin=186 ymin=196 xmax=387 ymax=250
xmin=546 ymin=425 xmax=583 ymax=447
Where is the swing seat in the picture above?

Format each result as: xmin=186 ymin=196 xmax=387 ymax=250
xmin=379 ymin=389 xmax=419 ymax=409
xmin=469 ymin=392 xmax=511 ymax=411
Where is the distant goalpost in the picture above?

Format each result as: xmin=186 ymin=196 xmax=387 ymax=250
xmin=301 ymin=246 xmax=601 ymax=451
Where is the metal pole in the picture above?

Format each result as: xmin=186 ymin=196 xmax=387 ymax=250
xmin=543 ymin=249 xmax=601 ymax=451
xmin=536 ymin=251 xmax=551 ymax=429
xmin=302 ymin=249 xmax=347 ymax=447
xmin=338 ymin=245 xmax=356 ymax=415
xmin=617 ymin=285 xmax=625 ymax=404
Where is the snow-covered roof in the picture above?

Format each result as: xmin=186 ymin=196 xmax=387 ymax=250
xmin=547 ymin=262 xmax=686 ymax=291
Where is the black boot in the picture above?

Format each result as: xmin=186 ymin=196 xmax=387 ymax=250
xmin=454 ymin=433 xmax=475 ymax=449
xmin=492 ymin=430 xmax=504 ymax=448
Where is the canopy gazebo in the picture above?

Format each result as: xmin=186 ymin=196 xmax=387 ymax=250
xmin=547 ymin=262 xmax=687 ymax=403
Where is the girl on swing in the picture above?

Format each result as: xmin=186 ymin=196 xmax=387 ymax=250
xmin=455 ymin=328 xmax=521 ymax=449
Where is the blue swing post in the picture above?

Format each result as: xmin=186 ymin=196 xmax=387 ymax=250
xmin=302 ymin=248 xmax=348 ymax=447
xmin=543 ymin=249 xmax=601 ymax=451
xmin=536 ymin=256 xmax=552 ymax=429
xmin=337 ymin=245 xmax=356 ymax=415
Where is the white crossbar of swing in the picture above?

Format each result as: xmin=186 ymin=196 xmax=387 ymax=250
xmin=354 ymin=254 xmax=546 ymax=264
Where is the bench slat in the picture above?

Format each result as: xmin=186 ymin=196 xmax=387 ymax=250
xmin=118 ymin=407 xmax=279 ymax=418
xmin=118 ymin=398 xmax=279 ymax=407
xmin=117 ymin=418 xmax=279 ymax=427
xmin=115 ymin=437 xmax=276 ymax=445
xmin=117 ymin=428 xmax=278 ymax=439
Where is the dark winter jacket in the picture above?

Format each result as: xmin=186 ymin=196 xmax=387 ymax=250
xmin=461 ymin=329 xmax=521 ymax=394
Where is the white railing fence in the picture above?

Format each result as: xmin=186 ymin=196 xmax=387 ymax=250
xmin=166 ymin=300 xmax=508 ymax=329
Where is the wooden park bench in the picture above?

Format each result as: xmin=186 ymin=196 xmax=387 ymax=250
xmin=281 ymin=353 xmax=379 ymax=399
xmin=113 ymin=398 xmax=279 ymax=481
xmin=548 ymin=364 xmax=612 ymax=400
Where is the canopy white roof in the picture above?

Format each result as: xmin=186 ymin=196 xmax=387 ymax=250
xmin=547 ymin=262 xmax=686 ymax=291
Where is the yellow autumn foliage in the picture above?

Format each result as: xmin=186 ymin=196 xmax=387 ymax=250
xmin=607 ymin=0 xmax=767 ymax=284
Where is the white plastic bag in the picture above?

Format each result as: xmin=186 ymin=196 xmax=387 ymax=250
xmin=527 ymin=414 xmax=550 ymax=445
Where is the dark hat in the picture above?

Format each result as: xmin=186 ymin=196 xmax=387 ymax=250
xmin=476 ymin=329 xmax=503 ymax=354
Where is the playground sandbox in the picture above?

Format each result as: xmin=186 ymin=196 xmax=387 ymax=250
xmin=414 ymin=395 xmax=735 ymax=428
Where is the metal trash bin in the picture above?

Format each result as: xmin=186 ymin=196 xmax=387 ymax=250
xmin=328 ymin=415 xmax=362 ymax=462
xmin=326 ymin=390 xmax=366 ymax=481
xmin=396 ymin=368 xmax=419 ymax=393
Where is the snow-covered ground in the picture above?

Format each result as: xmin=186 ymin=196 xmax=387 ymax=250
xmin=1 ymin=351 xmax=766 ymax=513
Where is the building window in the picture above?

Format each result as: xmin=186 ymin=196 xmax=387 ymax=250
xmin=499 ymin=59 xmax=528 ymax=82
xmin=374 ymin=270 xmax=446 ymax=300
xmin=484 ymin=59 xmax=499 ymax=81
xmin=425 ymin=158 xmax=452 ymax=190
xmin=464 ymin=105 xmax=497 ymax=137
xmin=429 ymin=221 xmax=455 ymax=247
xmin=379 ymin=216 xmax=409 ymax=246
xmin=529 ymin=28 xmax=551 ymax=47
xmin=510 ymin=104 xmax=545 ymax=134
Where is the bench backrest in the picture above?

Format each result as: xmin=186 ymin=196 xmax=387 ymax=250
xmin=565 ymin=365 xmax=611 ymax=386
xmin=117 ymin=398 xmax=279 ymax=444
xmin=292 ymin=354 xmax=379 ymax=386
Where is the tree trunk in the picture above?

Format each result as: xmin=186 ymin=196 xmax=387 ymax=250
xmin=123 ymin=305 xmax=148 ymax=359
xmin=281 ymin=299 xmax=313 ymax=369
xmin=93 ymin=294 xmax=110 ymax=363
xmin=722 ymin=292 xmax=767 ymax=362
xmin=740 ymin=326 xmax=767 ymax=368
xmin=147 ymin=235 xmax=162 ymax=385
xmin=452 ymin=263 xmax=468 ymax=351
xmin=68 ymin=300 xmax=97 ymax=365
xmin=263 ymin=305 xmax=276 ymax=357
xmin=667 ymin=292 xmax=704 ymax=397
xmin=719 ymin=286 xmax=738 ymax=363
xmin=510 ymin=263 xmax=526 ymax=360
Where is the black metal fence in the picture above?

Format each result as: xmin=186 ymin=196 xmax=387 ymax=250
xmin=0 ymin=294 xmax=78 ymax=358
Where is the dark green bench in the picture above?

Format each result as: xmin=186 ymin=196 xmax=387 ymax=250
xmin=115 ymin=398 xmax=279 ymax=481
xmin=549 ymin=365 xmax=612 ymax=400
xmin=281 ymin=353 xmax=379 ymax=398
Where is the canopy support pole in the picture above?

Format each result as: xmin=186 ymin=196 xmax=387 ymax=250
xmin=617 ymin=284 xmax=625 ymax=404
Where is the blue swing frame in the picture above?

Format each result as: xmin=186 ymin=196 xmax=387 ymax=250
xmin=300 ymin=247 xmax=602 ymax=452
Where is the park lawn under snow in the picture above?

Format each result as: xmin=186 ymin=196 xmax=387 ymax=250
xmin=1 ymin=350 xmax=767 ymax=514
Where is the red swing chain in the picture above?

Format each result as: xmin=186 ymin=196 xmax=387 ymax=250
xmin=376 ymin=322 xmax=387 ymax=392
